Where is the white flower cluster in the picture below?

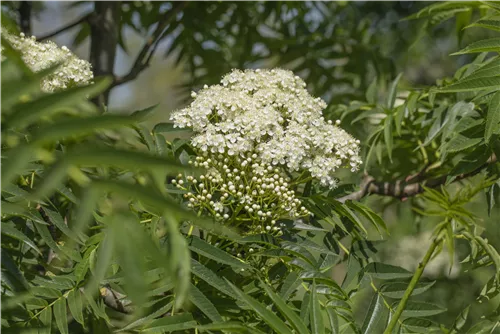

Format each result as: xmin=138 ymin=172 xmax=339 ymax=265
xmin=173 ymin=153 xmax=310 ymax=235
xmin=171 ymin=68 xmax=361 ymax=188
xmin=2 ymin=32 xmax=93 ymax=92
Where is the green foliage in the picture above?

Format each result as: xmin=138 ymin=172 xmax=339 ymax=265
xmin=2 ymin=1 xmax=500 ymax=333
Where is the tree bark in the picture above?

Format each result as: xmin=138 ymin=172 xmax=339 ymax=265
xmin=89 ymin=1 xmax=121 ymax=107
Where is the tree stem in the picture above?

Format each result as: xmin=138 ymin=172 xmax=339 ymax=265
xmin=383 ymin=238 xmax=440 ymax=334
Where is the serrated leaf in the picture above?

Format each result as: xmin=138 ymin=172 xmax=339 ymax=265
xmin=401 ymin=301 xmax=446 ymax=317
xmin=401 ymin=318 xmax=440 ymax=333
xmin=310 ymin=280 xmax=325 ymax=334
xmin=326 ymin=307 xmax=340 ymax=334
xmin=446 ymin=135 xmax=483 ymax=153
xmin=452 ymin=37 xmax=500 ymax=55
xmin=189 ymin=283 xmax=222 ymax=322
xmin=7 ymin=78 xmax=111 ymax=129
xmin=1 ymin=222 xmax=41 ymax=255
xmin=364 ymin=262 xmax=413 ymax=280
xmin=438 ymin=75 xmax=500 ymax=92
xmin=467 ymin=17 xmax=500 ymax=31
xmin=38 ymin=305 xmax=52 ymax=334
xmin=280 ymin=272 xmax=301 ymax=300
xmin=466 ymin=320 xmax=496 ymax=333
xmin=1 ymin=251 xmax=29 ymax=291
xmin=191 ymin=259 xmax=236 ymax=299
xmin=54 ymin=298 xmax=68 ymax=334
xmin=387 ymin=73 xmax=403 ymax=109
xmin=228 ymin=281 xmax=294 ymax=334
xmin=140 ymin=313 xmax=197 ymax=332
xmin=67 ymin=289 xmax=84 ymax=325
xmin=381 ymin=281 xmax=435 ymax=299
xmin=188 ymin=235 xmax=248 ymax=269
xmin=261 ymin=282 xmax=309 ymax=334
xmin=485 ymin=91 xmax=500 ymax=143
xmin=197 ymin=322 xmax=266 ymax=334
xmin=384 ymin=113 xmax=394 ymax=162
xmin=361 ymin=293 xmax=388 ymax=334
xmin=450 ymin=305 xmax=469 ymax=334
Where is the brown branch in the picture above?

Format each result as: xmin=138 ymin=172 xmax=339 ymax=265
xmin=37 ymin=13 xmax=91 ymax=42
xmin=338 ymin=154 xmax=497 ymax=203
xmin=112 ymin=1 xmax=187 ymax=88
xmin=100 ymin=285 xmax=133 ymax=314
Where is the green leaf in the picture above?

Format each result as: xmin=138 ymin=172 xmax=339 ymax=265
xmin=384 ymin=113 xmax=394 ymax=162
xmin=188 ymin=235 xmax=249 ymax=269
xmin=164 ymin=216 xmax=191 ymax=308
xmin=197 ymin=322 xmax=266 ymax=334
xmin=456 ymin=9 xmax=472 ymax=44
xmin=387 ymin=73 xmax=403 ymax=109
xmin=1 ymin=222 xmax=41 ymax=255
xmin=1 ymin=251 xmax=29 ymax=291
xmin=466 ymin=18 xmax=500 ymax=32
xmin=466 ymin=320 xmax=496 ymax=334
xmin=364 ymin=262 xmax=413 ymax=280
xmin=438 ymin=75 xmax=500 ymax=92
xmin=191 ymin=259 xmax=236 ymax=299
xmin=38 ymin=305 xmax=52 ymax=334
xmin=381 ymin=281 xmax=435 ymax=299
xmin=67 ymin=289 xmax=84 ymax=325
xmin=189 ymin=283 xmax=223 ymax=322
xmin=280 ymin=272 xmax=301 ymax=300
xmin=310 ymin=280 xmax=325 ymax=334
xmin=450 ymin=305 xmax=469 ymax=334
xmin=140 ymin=313 xmax=197 ymax=332
xmin=326 ymin=307 xmax=339 ymax=334
xmin=31 ymin=115 xmax=142 ymax=144
xmin=485 ymin=91 xmax=500 ymax=143
xmin=227 ymin=281 xmax=294 ymax=334
xmin=261 ymin=282 xmax=309 ymax=334
xmin=361 ymin=293 xmax=388 ymax=334
xmin=401 ymin=318 xmax=440 ymax=333
xmin=401 ymin=301 xmax=446 ymax=317
xmin=345 ymin=201 xmax=388 ymax=235
xmin=54 ymin=298 xmax=69 ymax=334
xmin=7 ymin=78 xmax=111 ymax=129
xmin=452 ymin=37 xmax=500 ymax=55
xmin=446 ymin=135 xmax=483 ymax=153
xmin=41 ymin=206 xmax=85 ymax=244
xmin=366 ymin=77 xmax=378 ymax=104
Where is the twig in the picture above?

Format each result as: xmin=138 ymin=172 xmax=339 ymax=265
xmin=100 ymin=285 xmax=134 ymax=314
xmin=338 ymin=154 xmax=497 ymax=203
xmin=112 ymin=2 xmax=187 ymax=87
xmin=37 ymin=13 xmax=91 ymax=41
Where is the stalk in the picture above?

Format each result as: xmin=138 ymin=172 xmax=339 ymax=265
xmin=383 ymin=238 xmax=440 ymax=334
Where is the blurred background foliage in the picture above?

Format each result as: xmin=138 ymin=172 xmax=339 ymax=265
xmin=2 ymin=1 xmax=500 ymax=333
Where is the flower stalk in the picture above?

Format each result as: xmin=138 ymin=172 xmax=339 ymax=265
xmin=383 ymin=237 xmax=440 ymax=334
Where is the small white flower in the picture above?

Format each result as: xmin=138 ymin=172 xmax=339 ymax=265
xmin=2 ymin=32 xmax=93 ymax=92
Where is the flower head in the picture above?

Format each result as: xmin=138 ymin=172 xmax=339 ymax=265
xmin=171 ymin=68 xmax=362 ymax=234
xmin=171 ymin=68 xmax=361 ymax=188
xmin=2 ymin=32 xmax=94 ymax=92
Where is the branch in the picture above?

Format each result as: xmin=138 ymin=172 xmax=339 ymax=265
xmin=112 ymin=1 xmax=187 ymax=87
xmin=338 ymin=154 xmax=497 ymax=203
xmin=37 ymin=13 xmax=91 ymax=42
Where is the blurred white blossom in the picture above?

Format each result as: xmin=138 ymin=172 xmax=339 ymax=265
xmin=171 ymin=68 xmax=361 ymax=188
xmin=2 ymin=31 xmax=93 ymax=92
